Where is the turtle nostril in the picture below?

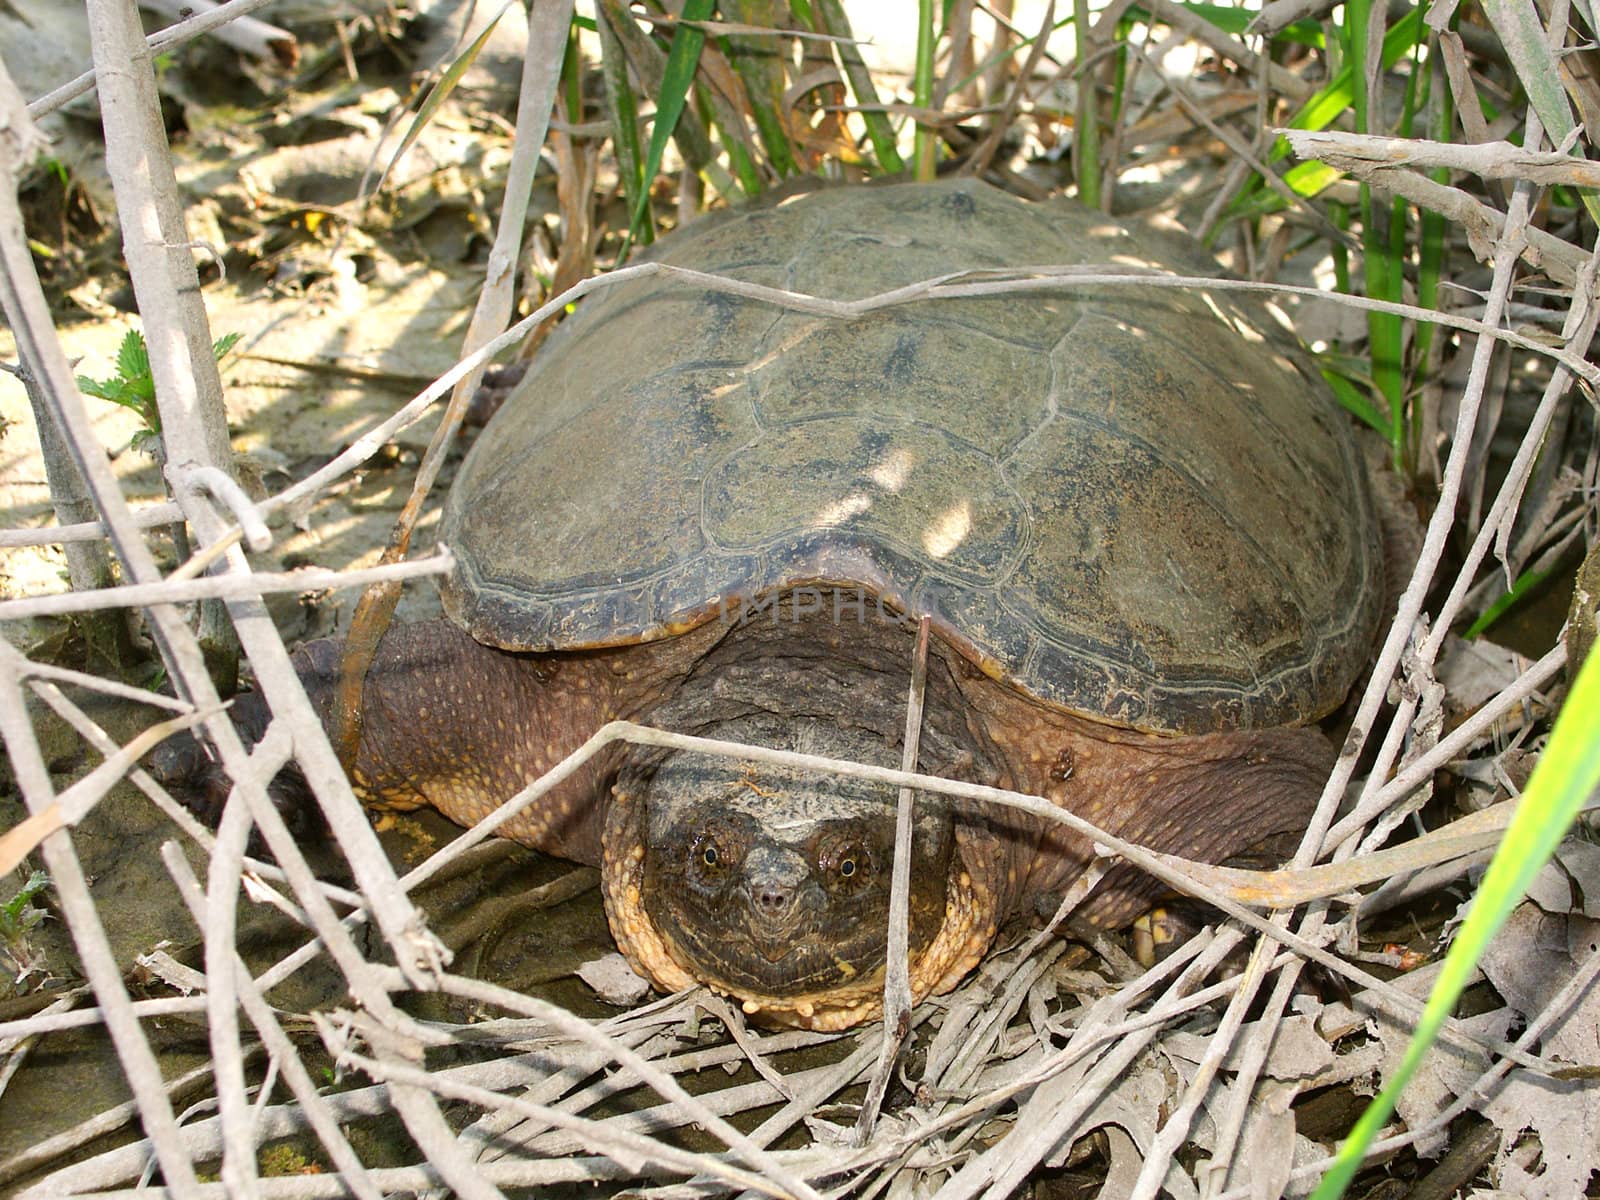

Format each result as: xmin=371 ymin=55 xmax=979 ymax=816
xmin=743 ymin=846 xmax=809 ymax=926
xmin=753 ymin=885 xmax=793 ymax=916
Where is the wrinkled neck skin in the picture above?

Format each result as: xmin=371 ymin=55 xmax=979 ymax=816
xmin=601 ymin=609 xmax=1023 ymax=1030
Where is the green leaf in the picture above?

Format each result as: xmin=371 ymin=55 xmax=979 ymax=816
xmin=115 ymin=329 xmax=151 ymax=390
xmin=79 ymin=328 xmax=155 ymax=413
xmin=76 ymin=374 xmax=135 ymax=408
xmin=631 ymin=0 xmax=716 ymax=240
xmin=1319 ymin=365 xmax=1388 ymax=434
xmin=1464 ymin=565 xmax=1557 ymax=638
xmin=1310 ymin=647 xmax=1600 ymax=1199
xmin=388 ymin=2 xmax=515 ymax=175
xmin=1 ymin=871 xmax=49 ymax=927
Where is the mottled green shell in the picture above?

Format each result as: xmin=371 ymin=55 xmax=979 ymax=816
xmin=442 ymin=180 xmax=1382 ymax=734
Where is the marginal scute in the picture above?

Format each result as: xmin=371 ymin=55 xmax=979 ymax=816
xmin=443 ymin=179 xmax=1381 ymax=735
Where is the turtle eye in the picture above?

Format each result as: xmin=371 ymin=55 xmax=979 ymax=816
xmin=690 ymin=831 xmax=733 ymax=884
xmin=820 ymin=838 xmax=871 ymax=893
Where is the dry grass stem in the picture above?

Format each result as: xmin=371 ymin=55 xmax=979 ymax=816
xmin=855 ymin=617 xmax=932 ymax=1142
xmin=1287 ymin=128 xmax=1600 ymax=186
xmin=0 ymin=553 xmax=453 ymax=621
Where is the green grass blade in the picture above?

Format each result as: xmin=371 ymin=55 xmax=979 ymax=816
xmin=718 ymin=0 xmax=799 ymax=178
xmin=1074 ymin=0 xmax=1102 ymax=207
xmin=1464 ymin=565 xmax=1559 ymax=638
xmin=632 ymin=0 xmax=716 ymax=239
xmin=1329 ymin=199 xmax=1352 ymax=292
xmin=1271 ymin=5 xmax=1426 ymax=156
xmin=1111 ymin=13 xmax=1131 ymax=120
xmin=1229 ymin=5 xmax=1424 ymax=218
xmin=1285 ymin=158 xmax=1343 ymax=197
xmin=1412 ymin=53 xmax=1451 ymax=470
xmin=1126 ymin=2 xmax=1323 ymax=45
xmin=946 ymin=13 xmax=1073 ymax=98
xmin=1482 ymin=0 xmax=1578 ymax=142
xmin=597 ymin=0 xmax=649 ymax=239
xmin=695 ymin=84 xmax=763 ymax=195
xmin=1345 ymin=0 xmax=1407 ymax=467
xmin=597 ymin=0 xmax=721 ymax=187
xmin=1319 ymin=366 xmax=1388 ymax=434
xmin=387 ymin=2 xmax=515 ymax=179
xmin=913 ymin=0 xmax=937 ymax=180
xmin=1369 ymin=205 xmax=1407 ymax=469
xmin=1310 ymin=646 xmax=1600 ymax=1199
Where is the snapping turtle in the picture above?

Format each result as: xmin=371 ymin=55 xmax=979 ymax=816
xmin=203 ymin=180 xmax=1383 ymax=1029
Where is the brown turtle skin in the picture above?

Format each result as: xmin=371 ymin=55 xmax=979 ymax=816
xmin=182 ymin=180 xmax=1383 ymax=1030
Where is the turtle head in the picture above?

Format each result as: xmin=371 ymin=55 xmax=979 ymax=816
xmin=601 ymin=718 xmax=995 ymax=1029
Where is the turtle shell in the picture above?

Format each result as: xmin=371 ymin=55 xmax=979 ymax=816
xmin=442 ymin=179 xmax=1382 ymax=735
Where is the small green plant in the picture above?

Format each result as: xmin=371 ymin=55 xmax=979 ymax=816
xmin=258 ymin=1142 xmax=320 ymax=1176
xmin=0 ymin=870 xmax=52 ymax=990
xmin=76 ymin=329 xmax=242 ymax=454
xmin=0 ymin=870 xmax=49 ymax=943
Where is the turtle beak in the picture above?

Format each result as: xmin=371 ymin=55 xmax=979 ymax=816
xmin=742 ymin=845 xmax=816 ymax=953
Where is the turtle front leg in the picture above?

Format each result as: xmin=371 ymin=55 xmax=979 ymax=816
xmin=151 ymin=620 xmax=621 ymax=866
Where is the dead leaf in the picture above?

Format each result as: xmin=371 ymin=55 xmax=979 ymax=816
xmin=1239 ymin=1081 xmax=1297 ymax=1200
xmin=1163 ymin=1015 xmax=1336 ymax=1082
xmin=1045 ymin=1063 xmax=1199 ymax=1200
xmin=1436 ymin=634 xmax=1532 ymax=725
xmin=1474 ymin=905 xmax=1600 ymax=1197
